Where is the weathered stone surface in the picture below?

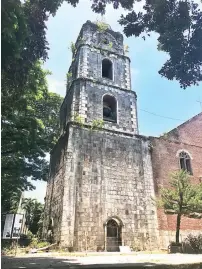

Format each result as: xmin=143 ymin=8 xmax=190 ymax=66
xmin=43 ymin=20 xmax=158 ymax=251
xmin=43 ymin=20 xmax=202 ymax=251
xmin=44 ymin=124 xmax=159 ymax=251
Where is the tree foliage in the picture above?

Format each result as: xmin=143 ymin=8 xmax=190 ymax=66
xmin=2 ymin=61 xmax=63 ymax=213
xmin=157 ymin=170 xmax=202 ymax=243
xmin=2 ymin=0 xmax=77 ymax=95
xmin=119 ymin=0 xmax=202 ymax=88
xmin=2 ymin=0 xmax=202 ymax=91
xmin=2 ymin=0 xmax=201 ymax=212
xmin=21 ymin=198 xmax=44 ymax=235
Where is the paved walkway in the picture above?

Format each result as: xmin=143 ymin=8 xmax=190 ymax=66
xmin=2 ymin=253 xmax=202 ymax=269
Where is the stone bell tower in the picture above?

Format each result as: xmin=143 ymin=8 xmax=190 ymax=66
xmin=43 ymin=21 xmax=159 ymax=251
xmin=59 ymin=20 xmax=138 ymax=135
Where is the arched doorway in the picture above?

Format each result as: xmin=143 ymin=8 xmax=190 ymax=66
xmin=105 ymin=218 xmax=122 ymax=252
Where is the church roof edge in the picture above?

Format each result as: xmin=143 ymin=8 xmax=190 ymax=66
xmin=166 ymin=112 xmax=202 ymax=135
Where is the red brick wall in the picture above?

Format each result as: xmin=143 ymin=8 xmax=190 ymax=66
xmin=167 ymin=113 xmax=202 ymax=147
xmin=151 ymin=114 xmax=202 ymax=232
xmin=157 ymin=209 xmax=202 ymax=231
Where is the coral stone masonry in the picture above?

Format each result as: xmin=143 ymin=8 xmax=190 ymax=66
xmin=43 ymin=21 xmax=202 ymax=251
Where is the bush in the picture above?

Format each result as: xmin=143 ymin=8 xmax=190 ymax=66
xmin=27 ymin=231 xmax=34 ymax=239
xmin=131 ymin=240 xmax=142 ymax=252
xmin=19 ymin=234 xmax=32 ymax=247
xmin=36 ymin=241 xmax=50 ymax=248
xmin=28 ymin=238 xmax=50 ymax=249
xmin=18 ymin=231 xmax=34 ymax=247
xmin=183 ymin=234 xmax=202 ymax=254
xmin=68 ymin=246 xmax=74 ymax=252
xmin=1 ymin=240 xmax=13 ymax=254
xmin=29 ymin=237 xmax=38 ymax=248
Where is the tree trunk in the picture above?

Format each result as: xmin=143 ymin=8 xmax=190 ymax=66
xmin=176 ymin=213 xmax=181 ymax=244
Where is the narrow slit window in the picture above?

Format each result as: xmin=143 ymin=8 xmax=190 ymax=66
xmin=103 ymin=95 xmax=117 ymax=123
xmin=102 ymin=59 xmax=113 ymax=80
xmin=179 ymin=151 xmax=192 ymax=175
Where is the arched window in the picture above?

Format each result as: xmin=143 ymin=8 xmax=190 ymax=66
xmin=179 ymin=151 xmax=192 ymax=175
xmin=102 ymin=59 xmax=113 ymax=80
xmin=103 ymin=95 xmax=117 ymax=123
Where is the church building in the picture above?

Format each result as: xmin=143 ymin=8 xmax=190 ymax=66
xmin=43 ymin=21 xmax=202 ymax=251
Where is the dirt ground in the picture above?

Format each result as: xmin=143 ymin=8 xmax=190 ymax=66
xmin=2 ymin=253 xmax=202 ymax=269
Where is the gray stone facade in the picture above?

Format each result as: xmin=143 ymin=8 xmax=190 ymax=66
xmin=43 ymin=21 xmax=159 ymax=251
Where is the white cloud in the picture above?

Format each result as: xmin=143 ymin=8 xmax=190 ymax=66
xmin=47 ymin=76 xmax=66 ymax=97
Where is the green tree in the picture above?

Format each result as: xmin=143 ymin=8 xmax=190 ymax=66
xmin=30 ymin=201 xmax=44 ymax=235
xmin=21 ymin=198 xmax=44 ymax=235
xmin=1 ymin=1 xmax=63 ymax=213
xmin=22 ymin=198 xmax=36 ymax=229
xmin=119 ymin=0 xmax=202 ymax=88
xmin=2 ymin=0 xmax=201 ymax=211
xmin=157 ymin=170 xmax=202 ymax=244
xmin=8 ymin=191 xmax=22 ymax=213
xmin=2 ymin=0 xmax=202 ymax=91
xmin=1 ymin=61 xmax=63 ymax=213
xmin=37 ymin=212 xmax=45 ymax=239
xmin=2 ymin=0 xmax=76 ymax=100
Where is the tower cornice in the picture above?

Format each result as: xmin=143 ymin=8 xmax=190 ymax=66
xmin=60 ymin=77 xmax=137 ymax=115
xmin=76 ymin=44 xmax=130 ymax=61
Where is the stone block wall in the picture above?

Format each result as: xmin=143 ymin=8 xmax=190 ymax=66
xmin=84 ymin=80 xmax=138 ymax=134
xmin=75 ymin=20 xmax=124 ymax=55
xmin=58 ymin=125 xmax=159 ymax=251
xmin=43 ymin=19 xmax=202 ymax=252
xmin=77 ymin=45 xmax=131 ymax=90
xmin=59 ymin=79 xmax=138 ymax=136
xmin=60 ymin=80 xmax=85 ymax=135
xmin=43 ymin=132 xmax=69 ymax=241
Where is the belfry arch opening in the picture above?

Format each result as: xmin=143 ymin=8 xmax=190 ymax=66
xmin=102 ymin=59 xmax=113 ymax=80
xmin=103 ymin=95 xmax=117 ymax=123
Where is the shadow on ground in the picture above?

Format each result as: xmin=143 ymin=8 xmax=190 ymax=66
xmin=1 ymin=256 xmax=202 ymax=269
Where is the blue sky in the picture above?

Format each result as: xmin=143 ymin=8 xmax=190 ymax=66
xmin=24 ymin=0 xmax=202 ymax=202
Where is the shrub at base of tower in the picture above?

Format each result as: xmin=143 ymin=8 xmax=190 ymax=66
xmin=183 ymin=234 xmax=202 ymax=254
xmin=156 ymin=170 xmax=202 ymax=249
